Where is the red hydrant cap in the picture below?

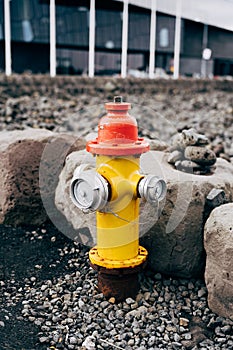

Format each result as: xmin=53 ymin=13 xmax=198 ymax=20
xmin=87 ymin=96 xmax=149 ymax=156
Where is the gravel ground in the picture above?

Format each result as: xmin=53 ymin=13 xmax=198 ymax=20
xmin=0 ymin=224 xmax=233 ymax=350
xmin=0 ymin=88 xmax=233 ymax=161
xmin=0 ymin=77 xmax=233 ymax=349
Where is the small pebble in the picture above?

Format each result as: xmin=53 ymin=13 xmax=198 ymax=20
xmin=179 ymin=317 xmax=189 ymax=327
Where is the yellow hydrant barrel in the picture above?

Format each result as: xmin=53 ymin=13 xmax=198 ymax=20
xmin=86 ymin=96 xmax=150 ymax=300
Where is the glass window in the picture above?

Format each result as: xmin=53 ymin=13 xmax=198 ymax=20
xmin=159 ymin=28 xmax=169 ymax=47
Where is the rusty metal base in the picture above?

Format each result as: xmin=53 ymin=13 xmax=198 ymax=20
xmin=90 ymin=262 xmax=147 ymax=301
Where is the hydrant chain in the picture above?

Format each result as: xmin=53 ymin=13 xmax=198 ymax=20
xmin=103 ymin=207 xmax=133 ymax=223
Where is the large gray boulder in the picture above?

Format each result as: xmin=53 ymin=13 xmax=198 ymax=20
xmin=55 ymin=149 xmax=233 ymax=278
xmin=0 ymin=129 xmax=85 ymax=226
xmin=204 ymin=203 xmax=233 ymax=320
xmin=140 ymin=152 xmax=233 ymax=278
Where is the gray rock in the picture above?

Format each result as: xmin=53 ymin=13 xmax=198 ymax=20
xmin=172 ymin=128 xmax=209 ymax=149
xmin=174 ymin=333 xmax=181 ymax=342
xmin=146 ymin=138 xmax=168 ymax=151
xmin=39 ymin=336 xmax=49 ymax=343
xmin=206 ymin=188 xmax=225 ymax=208
xmin=55 ymin=150 xmax=96 ymax=243
xmin=104 ymin=81 xmax=116 ymax=92
xmin=197 ymin=287 xmax=207 ymax=298
xmin=178 ymin=160 xmax=202 ymax=171
xmin=125 ymin=305 xmax=147 ymax=319
xmin=0 ymin=129 xmax=85 ymax=226
xmin=56 ymin=150 xmax=233 ymax=278
xmin=184 ymin=146 xmax=216 ymax=166
xmin=184 ymin=332 xmax=192 ymax=340
xmin=174 ymin=160 xmax=182 ymax=169
xmin=182 ymin=128 xmax=209 ymax=146
xmin=0 ymin=129 xmax=52 ymax=225
xmin=204 ymin=203 xmax=233 ymax=320
xmin=140 ymin=152 xmax=233 ymax=277
xmin=126 ymin=297 xmax=135 ymax=305
xmin=167 ymin=150 xmax=183 ymax=164
xmin=82 ymin=336 xmax=96 ymax=350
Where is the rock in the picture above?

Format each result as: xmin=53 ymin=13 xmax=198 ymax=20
xmin=39 ymin=132 xmax=85 ymax=234
xmin=140 ymin=151 xmax=233 ymax=277
xmin=172 ymin=128 xmax=209 ymax=150
xmin=204 ymin=203 xmax=233 ymax=320
xmin=206 ymin=188 xmax=225 ymax=209
xmin=104 ymin=81 xmax=116 ymax=92
xmin=55 ymin=150 xmax=96 ymax=243
xmin=82 ymin=336 xmax=96 ymax=350
xmin=184 ymin=146 xmax=216 ymax=166
xmin=55 ymin=149 xmax=233 ymax=278
xmin=212 ymin=143 xmax=225 ymax=157
xmin=172 ymin=133 xmax=185 ymax=150
xmin=146 ymin=138 xmax=168 ymax=151
xmin=69 ymin=336 xmax=78 ymax=345
xmin=0 ymin=129 xmax=85 ymax=226
xmin=108 ymin=297 xmax=116 ymax=304
xmin=39 ymin=336 xmax=49 ymax=343
xmin=125 ymin=305 xmax=147 ymax=319
xmin=170 ymin=129 xmax=216 ymax=175
xmin=179 ymin=317 xmax=189 ymax=327
xmin=197 ymin=287 xmax=207 ymax=298
xmin=174 ymin=160 xmax=182 ymax=169
xmin=167 ymin=150 xmax=183 ymax=164
xmin=182 ymin=128 xmax=209 ymax=146
xmin=177 ymin=160 xmax=202 ymax=171
xmin=0 ymin=129 xmax=52 ymax=225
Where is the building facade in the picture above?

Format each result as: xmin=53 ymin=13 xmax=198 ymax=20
xmin=0 ymin=0 xmax=233 ymax=77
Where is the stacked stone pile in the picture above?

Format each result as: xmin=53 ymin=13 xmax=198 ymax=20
xmin=168 ymin=128 xmax=217 ymax=174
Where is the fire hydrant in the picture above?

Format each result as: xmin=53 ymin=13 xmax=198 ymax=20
xmin=70 ymin=96 xmax=166 ymax=301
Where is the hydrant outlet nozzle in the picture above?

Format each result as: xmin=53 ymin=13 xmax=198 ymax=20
xmin=138 ymin=175 xmax=167 ymax=206
xmin=70 ymin=165 xmax=109 ymax=212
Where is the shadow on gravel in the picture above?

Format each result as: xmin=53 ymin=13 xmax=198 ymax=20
xmin=0 ymin=223 xmax=74 ymax=350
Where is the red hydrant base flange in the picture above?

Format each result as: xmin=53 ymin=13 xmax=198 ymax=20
xmin=87 ymin=137 xmax=149 ymax=156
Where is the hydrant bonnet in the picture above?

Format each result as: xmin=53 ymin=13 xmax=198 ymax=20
xmin=87 ymin=96 xmax=150 ymax=156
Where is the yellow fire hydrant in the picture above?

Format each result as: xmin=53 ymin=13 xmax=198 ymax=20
xmin=71 ymin=96 xmax=166 ymax=300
